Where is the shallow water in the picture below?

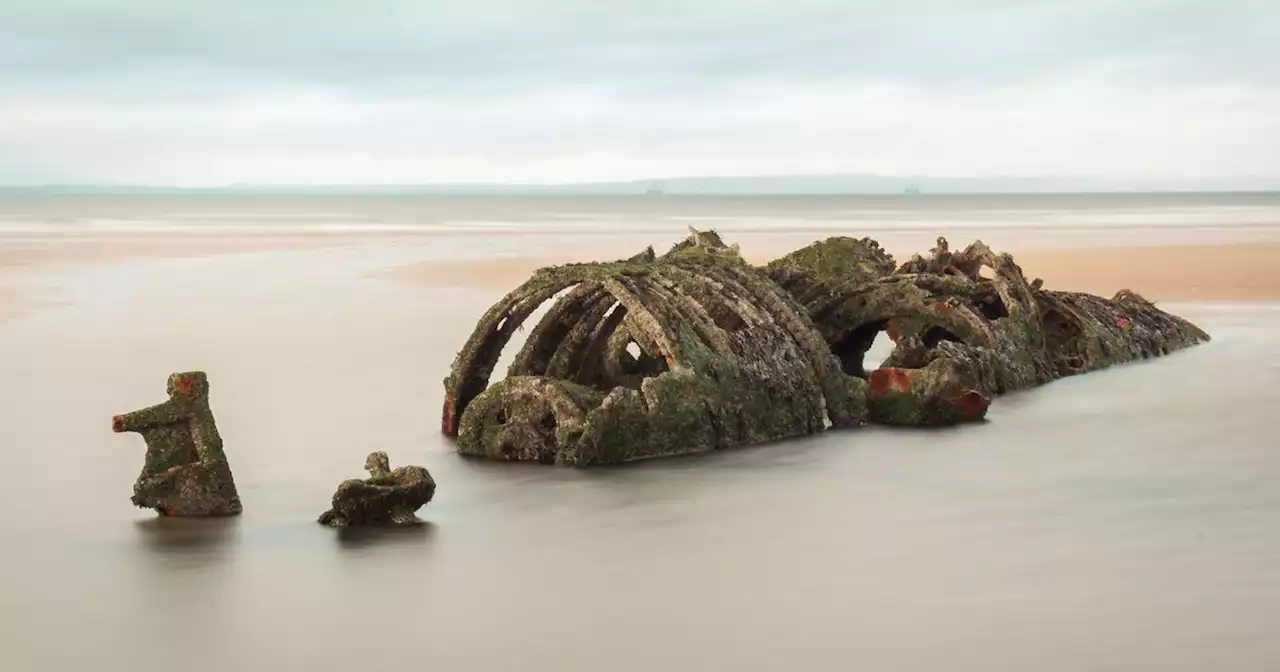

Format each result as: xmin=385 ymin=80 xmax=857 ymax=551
xmin=3 ymin=192 xmax=1280 ymax=246
xmin=2 ymin=244 xmax=1279 ymax=671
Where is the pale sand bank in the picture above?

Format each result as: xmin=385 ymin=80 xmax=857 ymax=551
xmin=0 ymin=232 xmax=382 ymax=270
xmin=389 ymin=240 xmax=1280 ymax=303
xmin=0 ymin=232 xmax=378 ymax=321
xmin=4 ymin=233 xmax=1280 ymax=323
xmin=0 ymin=285 xmax=32 ymax=320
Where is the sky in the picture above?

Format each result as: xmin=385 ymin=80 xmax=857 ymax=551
xmin=1 ymin=0 xmax=1278 ymax=186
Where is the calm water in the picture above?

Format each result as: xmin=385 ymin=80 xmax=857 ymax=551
xmin=2 ymin=214 xmax=1279 ymax=670
xmin=2 ymin=192 xmax=1280 ymax=241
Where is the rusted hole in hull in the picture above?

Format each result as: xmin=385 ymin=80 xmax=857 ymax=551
xmin=922 ymin=326 xmax=962 ymax=348
xmin=830 ymin=319 xmax=888 ymax=379
xmin=977 ymin=291 xmax=1009 ymax=320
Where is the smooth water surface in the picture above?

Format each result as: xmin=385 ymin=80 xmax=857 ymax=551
xmin=1 ymin=240 xmax=1277 ymax=671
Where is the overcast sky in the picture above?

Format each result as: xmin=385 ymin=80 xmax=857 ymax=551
xmin=1 ymin=0 xmax=1278 ymax=185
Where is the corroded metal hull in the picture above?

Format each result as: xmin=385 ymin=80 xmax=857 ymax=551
xmin=442 ymin=230 xmax=1209 ymax=466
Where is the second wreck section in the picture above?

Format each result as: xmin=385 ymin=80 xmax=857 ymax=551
xmin=443 ymin=230 xmax=1210 ymax=466
xmin=441 ymin=234 xmax=867 ymax=466
xmin=766 ymin=235 xmax=1210 ymax=425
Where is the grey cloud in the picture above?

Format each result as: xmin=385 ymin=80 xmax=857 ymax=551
xmin=2 ymin=0 xmax=1276 ymax=94
xmin=2 ymin=0 xmax=1278 ymax=184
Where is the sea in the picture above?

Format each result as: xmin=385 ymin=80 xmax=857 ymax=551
xmin=2 ymin=191 xmax=1280 ymax=239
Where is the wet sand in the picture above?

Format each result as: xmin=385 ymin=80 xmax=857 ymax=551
xmin=2 ymin=229 xmax=1279 ymax=671
xmin=7 ymin=233 xmax=1280 ymax=323
xmin=389 ymin=239 xmax=1280 ymax=302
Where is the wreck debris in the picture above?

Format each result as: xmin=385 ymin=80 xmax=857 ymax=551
xmin=318 ymin=451 xmax=436 ymax=527
xmin=765 ymin=235 xmax=1050 ymax=425
xmin=442 ymin=229 xmax=1210 ymax=465
xmin=767 ymin=235 xmax=1210 ymax=424
xmin=111 ymin=371 xmax=242 ymax=516
xmin=1036 ymin=289 xmax=1210 ymax=377
xmin=865 ymin=342 xmax=992 ymax=426
xmin=443 ymin=231 xmax=866 ymax=466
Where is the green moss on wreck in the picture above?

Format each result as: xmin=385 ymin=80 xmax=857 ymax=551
xmin=764 ymin=235 xmax=897 ymax=287
xmin=577 ymin=367 xmax=718 ymax=466
xmin=457 ymin=376 xmax=605 ymax=464
xmin=444 ymin=228 xmax=863 ymax=467
xmin=111 ymin=371 xmax=242 ymax=516
xmin=317 ymin=451 xmax=436 ymax=527
xmin=866 ymin=390 xmax=920 ymax=426
xmin=770 ymin=235 xmax=1206 ymax=427
xmin=442 ymin=229 xmax=1208 ymax=466
xmin=844 ymin=375 xmax=869 ymax=425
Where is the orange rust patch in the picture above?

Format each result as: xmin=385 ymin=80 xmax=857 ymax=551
xmin=868 ymin=368 xmax=912 ymax=395
xmin=441 ymin=393 xmax=457 ymax=436
xmin=174 ymin=375 xmax=194 ymax=394
xmin=1112 ymin=316 xmax=1132 ymax=330
xmin=886 ymin=326 xmax=901 ymax=343
xmin=933 ymin=301 xmax=949 ymax=312
xmin=949 ymin=390 xmax=988 ymax=418
xmin=868 ymin=370 xmax=892 ymax=395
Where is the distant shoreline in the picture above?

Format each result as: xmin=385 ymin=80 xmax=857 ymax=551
xmin=3 ymin=180 xmax=1279 ymax=199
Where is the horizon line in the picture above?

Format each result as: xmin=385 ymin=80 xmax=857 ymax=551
xmin=3 ymin=172 xmax=1280 ymax=195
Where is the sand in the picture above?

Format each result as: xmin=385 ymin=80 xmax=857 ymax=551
xmin=0 ymin=231 xmax=400 ymax=271
xmin=0 ymin=232 xmax=404 ymax=321
xmin=387 ymin=239 xmax=1280 ymax=302
xmin=0 ymin=285 xmax=30 ymax=320
xmin=5 ymin=233 xmax=1280 ymax=322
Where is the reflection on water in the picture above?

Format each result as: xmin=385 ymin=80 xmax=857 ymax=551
xmin=332 ymin=520 xmax=437 ymax=550
xmin=132 ymin=516 xmax=242 ymax=554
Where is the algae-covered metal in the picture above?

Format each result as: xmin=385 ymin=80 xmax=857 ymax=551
xmin=111 ymin=371 xmax=243 ymax=516
xmin=442 ymin=229 xmax=866 ymax=466
xmin=318 ymin=451 xmax=436 ymax=527
xmin=768 ymin=236 xmax=1210 ymax=424
xmin=443 ymin=230 xmax=1209 ymax=465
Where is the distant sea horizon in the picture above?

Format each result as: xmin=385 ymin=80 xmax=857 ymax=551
xmin=3 ymin=189 xmax=1279 ymax=243
xmin=2 ymin=172 xmax=1279 ymax=197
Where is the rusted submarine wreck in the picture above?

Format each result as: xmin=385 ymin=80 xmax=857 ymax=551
xmin=441 ymin=229 xmax=1209 ymax=466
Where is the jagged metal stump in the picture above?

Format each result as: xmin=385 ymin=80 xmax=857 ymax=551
xmin=111 ymin=371 xmax=242 ymax=516
xmin=318 ymin=451 xmax=436 ymax=527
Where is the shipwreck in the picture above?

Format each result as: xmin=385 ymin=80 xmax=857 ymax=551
xmin=441 ymin=229 xmax=1209 ymax=466
xmin=112 ymin=371 xmax=243 ymax=516
xmin=318 ymin=451 xmax=436 ymax=527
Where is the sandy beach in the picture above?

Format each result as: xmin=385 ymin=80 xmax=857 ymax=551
xmin=7 ymin=233 xmax=1280 ymax=324
xmin=3 ymin=201 xmax=1280 ymax=671
xmin=388 ymin=238 xmax=1280 ymax=302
